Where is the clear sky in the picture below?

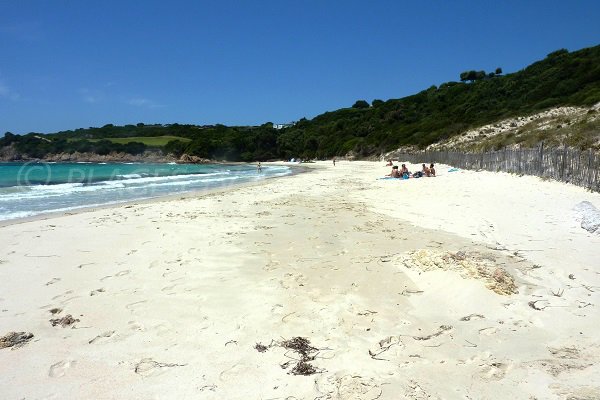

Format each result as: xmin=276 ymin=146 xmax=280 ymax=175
xmin=1 ymin=1 xmax=599 ymax=134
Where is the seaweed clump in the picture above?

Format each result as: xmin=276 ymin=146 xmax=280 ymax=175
xmin=0 ymin=332 xmax=34 ymax=350
xmin=255 ymin=336 xmax=322 ymax=376
xmin=254 ymin=343 xmax=268 ymax=353
xmin=50 ymin=314 xmax=79 ymax=328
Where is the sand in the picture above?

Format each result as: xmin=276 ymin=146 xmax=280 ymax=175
xmin=1 ymin=160 xmax=599 ymax=399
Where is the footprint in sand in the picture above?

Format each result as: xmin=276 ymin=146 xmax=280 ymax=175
xmin=101 ymin=270 xmax=130 ymax=281
xmin=279 ymin=272 xmax=307 ymax=289
xmin=88 ymin=331 xmax=116 ymax=344
xmin=128 ymin=321 xmax=146 ymax=332
xmin=263 ymin=261 xmax=280 ymax=271
xmin=317 ymin=375 xmax=383 ymax=400
xmin=478 ymin=327 xmax=499 ymax=336
xmin=90 ymin=288 xmax=105 ymax=296
xmin=480 ymin=361 xmax=510 ymax=380
xmin=219 ymin=363 xmax=244 ymax=381
xmin=51 ymin=290 xmax=73 ymax=301
xmin=125 ymin=300 xmax=147 ymax=314
xmin=460 ymin=313 xmax=485 ymax=322
xmin=134 ymin=358 xmax=186 ymax=377
xmin=49 ymin=360 xmax=76 ymax=378
xmin=152 ymin=323 xmax=174 ymax=337
xmin=161 ymin=283 xmax=183 ymax=293
xmin=50 ymin=290 xmax=81 ymax=305
xmin=45 ymin=278 xmax=61 ymax=286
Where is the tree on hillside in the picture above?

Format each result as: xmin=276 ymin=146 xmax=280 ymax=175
xmin=1 ymin=132 xmax=16 ymax=143
xmin=460 ymin=71 xmax=473 ymax=82
xmin=352 ymin=100 xmax=370 ymax=109
xmin=495 ymin=67 xmax=503 ymax=75
xmin=372 ymin=99 xmax=384 ymax=107
xmin=460 ymin=70 xmax=487 ymax=82
xmin=547 ymin=49 xmax=569 ymax=58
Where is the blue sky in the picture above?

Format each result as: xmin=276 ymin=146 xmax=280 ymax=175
xmin=1 ymin=1 xmax=599 ymax=134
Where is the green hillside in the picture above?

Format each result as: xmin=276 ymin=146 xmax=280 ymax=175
xmin=86 ymin=136 xmax=191 ymax=146
xmin=276 ymin=46 xmax=600 ymax=159
xmin=2 ymin=45 xmax=599 ymax=161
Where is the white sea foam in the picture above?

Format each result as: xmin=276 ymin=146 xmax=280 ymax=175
xmin=143 ymin=175 xmax=241 ymax=188
xmin=0 ymin=172 xmax=239 ymax=202
xmin=0 ymin=210 xmax=37 ymax=221
xmin=0 ymin=164 xmax=292 ymax=220
xmin=30 ymin=182 xmax=84 ymax=191
xmin=0 ymin=200 xmax=128 ymax=221
xmin=117 ymin=173 xmax=144 ymax=179
xmin=0 ymin=181 xmax=126 ymax=202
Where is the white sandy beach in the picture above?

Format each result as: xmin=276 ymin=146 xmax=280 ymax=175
xmin=1 ymin=161 xmax=599 ymax=399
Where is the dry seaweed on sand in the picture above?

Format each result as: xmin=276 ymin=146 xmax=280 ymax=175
xmin=255 ymin=336 xmax=324 ymax=376
xmin=50 ymin=314 xmax=80 ymax=328
xmin=413 ymin=325 xmax=453 ymax=341
xmin=254 ymin=339 xmax=276 ymax=353
xmin=399 ymin=249 xmax=519 ymax=295
xmin=0 ymin=332 xmax=34 ymax=350
xmin=290 ymin=361 xmax=317 ymax=376
xmin=254 ymin=343 xmax=269 ymax=352
xmin=281 ymin=336 xmax=317 ymax=360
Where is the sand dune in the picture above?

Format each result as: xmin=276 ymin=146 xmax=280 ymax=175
xmin=1 ymin=161 xmax=599 ymax=399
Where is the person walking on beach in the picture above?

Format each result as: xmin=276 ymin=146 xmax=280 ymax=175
xmin=333 ymin=158 xmax=336 ymax=166
xmin=257 ymin=162 xmax=262 ymax=172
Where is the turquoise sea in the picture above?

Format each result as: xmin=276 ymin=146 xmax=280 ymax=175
xmin=0 ymin=162 xmax=291 ymax=221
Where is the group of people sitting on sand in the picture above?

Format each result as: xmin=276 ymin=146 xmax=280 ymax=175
xmin=385 ymin=161 xmax=435 ymax=179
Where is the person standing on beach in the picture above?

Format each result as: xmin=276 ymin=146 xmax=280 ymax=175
xmin=257 ymin=162 xmax=262 ymax=172
xmin=333 ymin=158 xmax=336 ymax=166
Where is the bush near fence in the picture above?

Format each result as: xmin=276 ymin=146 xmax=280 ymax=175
xmin=393 ymin=143 xmax=600 ymax=192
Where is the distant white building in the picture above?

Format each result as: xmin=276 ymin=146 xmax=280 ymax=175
xmin=272 ymin=122 xmax=296 ymax=130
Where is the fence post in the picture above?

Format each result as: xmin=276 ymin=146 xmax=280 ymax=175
xmin=539 ymin=142 xmax=544 ymax=177
xmin=560 ymin=148 xmax=567 ymax=182
xmin=588 ymin=149 xmax=593 ymax=189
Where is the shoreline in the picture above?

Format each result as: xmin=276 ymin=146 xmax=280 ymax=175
xmin=1 ymin=160 xmax=599 ymax=399
xmin=0 ymin=162 xmax=310 ymax=228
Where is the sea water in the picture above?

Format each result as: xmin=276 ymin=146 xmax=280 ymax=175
xmin=0 ymin=162 xmax=291 ymax=221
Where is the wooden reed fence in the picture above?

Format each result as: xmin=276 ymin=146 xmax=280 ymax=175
xmin=393 ymin=144 xmax=600 ymax=193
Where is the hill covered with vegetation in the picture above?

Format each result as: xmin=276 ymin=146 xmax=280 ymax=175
xmin=2 ymin=45 xmax=599 ymax=161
